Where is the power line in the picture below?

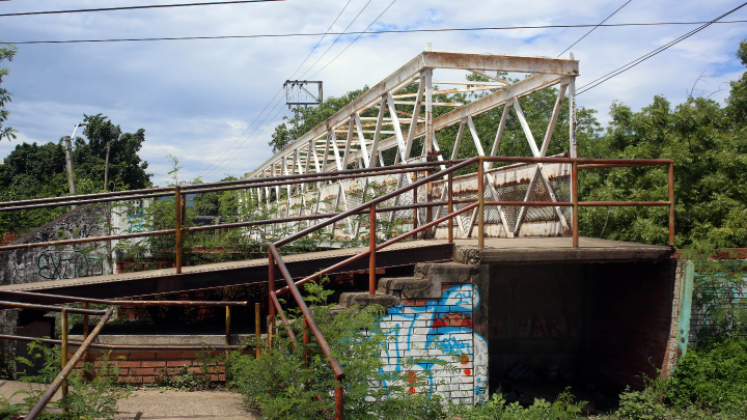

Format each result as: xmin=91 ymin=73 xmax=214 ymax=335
xmin=287 ymin=0 xmax=354 ymax=79
xmin=201 ymin=93 xmax=288 ymax=179
xmin=577 ymin=1 xmax=747 ymax=95
xmin=195 ymin=87 xmax=284 ymax=177
xmin=297 ymin=0 xmax=376 ymax=79
xmin=309 ymin=0 xmax=398 ymax=79
xmin=0 ymin=1 xmax=284 ymax=18
xmin=196 ymin=0 xmax=356 ymax=178
xmin=7 ymin=20 xmax=747 ymax=45
xmin=558 ymin=0 xmax=633 ymax=57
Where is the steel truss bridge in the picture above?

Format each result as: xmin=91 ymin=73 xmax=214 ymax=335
xmin=243 ymin=50 xmax=581 ymax=241
xmin=0 ymin=50 xmax=678 ymax=420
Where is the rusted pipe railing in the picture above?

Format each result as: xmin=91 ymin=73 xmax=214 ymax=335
xmin=269 ymin=245 xmax=344 ymax=380
xmin=175 ymin=185 xmax=183 ymax=274
xmin=255 ymin=303 xmax=261 ymax=358
xmin=25 ymin=307 xmax=113 ymax=420
xmin=0 ymin=335 xmax=243 ymax=351
xmin=369 ymin=205 xmax=376 ymax=295
xmin=0 ymin=289 xmax=248 ymax=306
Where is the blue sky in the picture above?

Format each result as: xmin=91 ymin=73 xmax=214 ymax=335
xmin=2 ymin=0 xmax=747 ymax=186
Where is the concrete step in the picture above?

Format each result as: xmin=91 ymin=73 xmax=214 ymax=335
xmin=377 ymin=277 xmax=442 ymax=300
xmin=414 ymin=261 xmax=478 ymax=283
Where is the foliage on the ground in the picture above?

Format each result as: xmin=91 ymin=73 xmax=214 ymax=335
xmin=0 ymin=341 xmax=131 ymax=419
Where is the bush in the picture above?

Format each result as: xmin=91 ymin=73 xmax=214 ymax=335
xmin=666 ymin=338 xmax=747 ymax=413
xmin=0 ymin=341 xmax=132 ymax=419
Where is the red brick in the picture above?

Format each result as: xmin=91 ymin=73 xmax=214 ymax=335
xmin=167 ymin=360 xmax=193 ymax=367
xmin=141 ymin=361 xmax=166 ymax=368
xmin=108 ymin=352 xmax=130 ymax=360
xmin=141 ymin=376 xmax=160 ymax=384
xmin=155 ymin=352 xmax=182 ymax=360
xmin=131 ymin=367 xmax=156 ymax=376
xmin=115 ymin=361 xmax=141 ymax=368
xmin=181 ymin=352 xmax=197 ymax=359
xmin=130 ymin=352 xmax=157 ymax=360
xmin=210 ymin=374 xmax=226 ymax=382
xmin=119 ymin=376 xmax=142 ymax=384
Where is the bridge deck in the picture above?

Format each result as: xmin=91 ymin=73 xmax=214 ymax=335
xmin=0 ymin=237 xmax=671 ymax=300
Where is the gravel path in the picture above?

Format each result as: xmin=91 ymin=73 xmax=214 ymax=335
xmin=0 ymin=380 xmax=256 ymax=419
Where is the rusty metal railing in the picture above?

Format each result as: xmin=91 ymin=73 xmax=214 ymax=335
xmin=0 ymin=155 xmax=675 ymax=419
xmin=266 ymin=156 xmax=674 ymax=419
xmin=0 ymin=291 xmax=250 ymax=420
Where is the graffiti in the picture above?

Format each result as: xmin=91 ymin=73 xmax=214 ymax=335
xmin=377 ymin=285 xmax=488 ymax=402
xmin=37 ymin=251 xmax=105 ymax=280
xmin=517 ymin=314 xmax=580 ymax=338
xmin=125 ymin=200 xmax=146 ymax=232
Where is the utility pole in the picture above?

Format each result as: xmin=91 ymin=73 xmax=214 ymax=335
xmin=104 ymin=141 xmax=111 ymax=191
xmin=64 ymin=121 xmax=87 ymax=197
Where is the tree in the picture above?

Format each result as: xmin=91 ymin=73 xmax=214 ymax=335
xmin=74 ymin=114 xmax=152 ymax=191
xmin=0 ymin=44 xmax=17 ymax=141
xmin=578 ymin=42 xmax=747 ymax=248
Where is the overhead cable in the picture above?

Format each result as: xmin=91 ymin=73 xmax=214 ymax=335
xmin=196 ymin=0 xmax=356 ymax=178
xmin=7 ymin=20 xmax=747 ymax=45
xmin=558 ymin=0 xmax=633 ymax=57
xmin=577 ymin=1 xmax=747 ymax=95
xmin=309 ymin=0 xmax=399 ymax=79
xmin=297 ymin=0 xmax=376 ymax=79
xmin=0 ymin=1 xmax=284 ymax=18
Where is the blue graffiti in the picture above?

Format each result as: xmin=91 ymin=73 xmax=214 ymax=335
xmin=377 ymin=285 xmax=488 ymax=401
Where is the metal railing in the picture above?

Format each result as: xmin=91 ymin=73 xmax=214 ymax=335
xmin=0 ymin=292 xmax=250 ymax=420
xmin=0 ymin=155 xmax=675 ymax=420
xmin=266 ymin=155 xmax=674 ymax=420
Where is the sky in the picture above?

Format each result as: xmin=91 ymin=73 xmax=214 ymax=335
xmin=2 ymin=0 xmax=747 ymax=186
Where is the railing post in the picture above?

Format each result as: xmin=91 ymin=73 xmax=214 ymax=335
xmin=412 ymin=170 xmax=418 ymax=235
xmin=572 ymin=161 xmax=579 ymax=248
xmin=448 ymin=166 xmax=454 ymax=244
xmin=426 ymin=168 xmax=433 ymax=238
xmin=369 ymin=205 xmax=376 ymax=295
xmin=174 ymin=185 xmax=182 ymax=274
xmin=668 ymin=162 xmax=675 ymax=246
xmin=225 ymin=305 xmax=231 ymax=354
xmin=303 ymin=319 xmax=310 ymax=366
xmin=335 ymin=381 xmax=344 ymax=420
xmin=268 ymin=252 xmax=275 ymax=350
xmin=61 ymin=309 xmax=68 ymax=404
xmin=255 ymin=303 xmax=261 ymax=358
xmin=83 ymin=303 xmax=89 ymax=369
xmin=477 ymin=158 xmax=485 ymax=249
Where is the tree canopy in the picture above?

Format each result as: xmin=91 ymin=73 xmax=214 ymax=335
xmin=0 ymin=44 xmax=17 ymax=142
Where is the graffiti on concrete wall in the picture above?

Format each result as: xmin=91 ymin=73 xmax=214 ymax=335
xmin=37 ymin=251 xmax=105 ymax=280
xmin=517 ymin=315 xmax=580 ymax=338
xmin=377 ymin=285 xmax=488 ymax=403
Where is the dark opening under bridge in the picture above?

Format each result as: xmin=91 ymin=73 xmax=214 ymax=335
xmin=0 ymin=51 xmax=680 ymax=420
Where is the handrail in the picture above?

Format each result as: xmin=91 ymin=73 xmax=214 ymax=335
xmin=0 ymin=293 xmax=253 ymax=419
xmin=269 ymin=245 xmax=343 ymax=379
xmin=0 ymin=160 xmax=453 ymax=210
xmin=266 ymin=156 xmax=676 ymax=420
xmin=25 ymin=307 xmax=114 ymax=420
xmin=0 ymin=335 xmax=243 ymax=351
xmin=0 ymin=289 xmax=248 ymax=306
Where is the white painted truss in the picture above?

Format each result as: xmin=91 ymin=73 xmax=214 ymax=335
xmin=242 ymin=50 xmax=580 ymax=244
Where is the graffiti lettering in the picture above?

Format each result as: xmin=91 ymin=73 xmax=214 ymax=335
xmin=37 ymin=251 xmax=105 ymax=280
xmin=517 ymin=314 xmax=580 ymax=338
xmin=377 ymin=285 xmax=488 ymax=402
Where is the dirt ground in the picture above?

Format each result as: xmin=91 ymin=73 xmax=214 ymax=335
xmin=0 ymin=380 xmax=256 ymax=419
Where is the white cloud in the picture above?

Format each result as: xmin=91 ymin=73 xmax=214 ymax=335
xmin=2 ymin=0 xmax=747 ymax=185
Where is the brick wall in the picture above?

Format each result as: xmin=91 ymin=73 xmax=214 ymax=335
xmin=67 ymin=348 xmax=231 ymax=385
xmin=376 ymin=283 xmax=488 ymax=404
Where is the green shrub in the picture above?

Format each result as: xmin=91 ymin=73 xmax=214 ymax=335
xmin=666 ymin=338 xmax=747 ymax=413
xmin=0 ymin=341 xmax=132 ymax=419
